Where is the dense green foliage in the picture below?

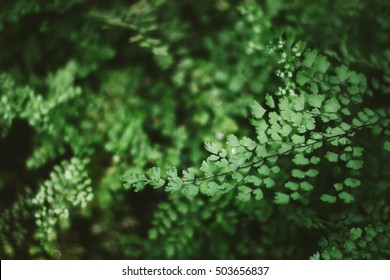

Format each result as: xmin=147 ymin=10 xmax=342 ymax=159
xmin=1 ymin=0 xmax=389 ymax=259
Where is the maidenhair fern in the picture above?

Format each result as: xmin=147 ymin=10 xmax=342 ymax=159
xmin=1 ymin=0 xmax=389 ymax=260
xmin=0 ymin=74 xmax=29 ymax=138
xmin=33 ymin=157 xmax=92 ymax=242
xmin=0 ymin=157 xmax=92 ymax=258
xmin=0 ymin=190 xmax=35 ymax=257
xmin=312 ymin=223 xmax=390 ymax=260
xmin=123 ymin=42 xmax=390 ymax=206
xmin=123 ymin=36 xmax=390 ymax=259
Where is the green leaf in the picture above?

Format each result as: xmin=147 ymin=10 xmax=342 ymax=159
xmin=314 ymin=55 xmax=330 ymax=73
xmin=351 ymin=95 xmax=363 ymax=104
xmin=346 ymin=160 xmax=363 ymax=170
xmin=149 ymin=167 xmax=166 ymax=188
xmin=204 ymin=181 xmax=219 ymax=196
xmin=200 ymin=160 xmax=214 ymax=176
xmin=338 ymin=94 xmax=350 ymax=105
xmin=324 ymin=98 xmax=341 ymax=113
xmin=237 ymin=186 xmax=252 ymax=201
xmin=215 ymin=158 xmax=229 ymax=168
xmin=251 ymin=100 xmax=266 ymax=119
xmin=358 ymin=239 xmax=367 ymax=248
xmin=344 ymin=178 xmax=360 ymax=188
xmin=182 ymin=168 xmax=195 ymax=181
xmin=338 ymin=191 xmax=355 ymax=203
xmin=229 ymin=76 xmax=244 ymax=92
xmin=205 ymin=141 xmax=219 ymax=154
xmin=293 ymin=95 xmax=305 ymax=111
xmin=375 ymin=224 xmax=385 ymax=233
xmin=290 ymin=112 xmax=303 ymax=127
xmin=165 ymin=244 xmax=174 ymax=257
xmin=348 ymin=85 xmax=360 ymax=96
xmin=300 ymin=181 xmax=314 ymax=191
xmin=182 ymin=184 xmax=199 ymax=197
xmin=150 ymin=167 xmax=162 ymax=180
xmin=348 ymin=72 xmax=364 ymax=85
xmin=344 ymin=240 xmax=356 ymax=252
xmin=278 ymin=97 xmax=289 ymax=110
xmin=292 ymin=169 xmax=305 ymax=179
xmin=271 ymin=132 xmax=282 ymax=141
xmin=310 ymin=82 xmax=319 ymax=94
xmin=285 ymin=181 xmax=299 ymax=191
xmin=365 ymin=225 xmax=377 ymax=239
xmin=166 ymin=177 xmax=183 ymax=192
xmin=344 ymin=146 xmax=353 ymax=152
xmin=149 ymin=228 xmax=158 ymax=239
xmin=246 ymin=175 xmax=262 ymax=186
xmin=334 ymin=183 xmax=344 ymax=191
xmin=219 ymin=149 xmax=227 ymax=158
xmin=310 ymin=252 xmax=321 ymax=260
xmin=321 ymin=115 xmax=331 ymax=123
xmin=268 ymin=111 xmax=279 ymax=124
xmin=310 ymin=156 xmax=320 ymax=164
xmin=271 ymin=166 xmax=281 ymax=174
xmin=325 ymin=151 xmax=338 ymax=162
xmin=263 ymin=177 xmax=275 ymax=188
xmin=357 ymin=111 xmax=369 ymax=122
xmin=253 ymin=188 xmax=264 ymax=200
xmin=208 ymin=155 xmax=219 ymax=161
xmin=303 ymin=49 xmax=318 ymax=68
xmin=304 ymin=117 xmax=316 ymax=131
xmin=330 ymin=248 xmax=343 ymax=259
xmin=265 ymin=93 xmax=275 ymax=108
xmin=325 ymin=126 xmax=344 ymax=136
xmin=232 ymin=171 xmax=244 ymax=182
xmin=227 ymin=135 xmax=240 ymax=147
xmin=296 ymin=71 xmax=309 ymax=86
xmin=258 ymin=165 xmax=270 ymax=176
xmin=151 ymin=179 xmax=165 ymax=189
xmin=335 ymin=65 xmax=350 ymax=82
xmin=254 ymin=118 xmax=269 ymax=131
xmin=274 ymin=192 xmax=290 ymax=204
xmin=352 ymin=118 xmax=363 ymax=127
xmin=308 ymin=94 xmax=324 ymax=108
xmin=293 ymin=154 xmax=309 ymax=165
xmin=280 ymin=125 xmax=292 ymax=137
xmin=320 ymin=194 xmax=337 ymax=203
xmin=306 ymin=169 xmax=319 ymax=178
xmin=341 ymin=108 xmax=351 ymax=116
xmin=278 ymin=143 xmax=292 ymax=154
xmin=241 ymin=137 xmax=257 ymax=151
xmin=292 ymin=134 xmax=305 ymax=145
xmin=290 ymin=192 xmax=300 ymax=200
xmin=340 ymin=122 xmax=351 ymax=131
xmin=384 ymin=141 xmax=390 ymax=152
xmin=257 ymin=131 xmax=268 ymax=144
xmin=167 ymin=167 xmax=178 ymax=179
xmin=352 ymin=147 xmax=363 ymax=157
xmin=350 ymin=228 xmax=362 ymax=240
xmin=363 ymin=108 xmax=375 ymax=117
xmin=256 ymin=145 xmax=268 ymax=157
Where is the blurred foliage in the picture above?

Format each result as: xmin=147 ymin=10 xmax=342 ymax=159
xmin=0 ymin=0 xmax=389 ymax=259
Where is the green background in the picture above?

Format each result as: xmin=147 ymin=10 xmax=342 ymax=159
xmin=0 ymin=0 xmax=389 ymax=259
